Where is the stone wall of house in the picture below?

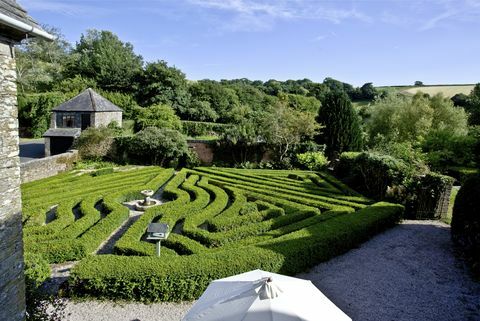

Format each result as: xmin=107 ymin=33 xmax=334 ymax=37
xmin=20 ymin=150 xmax=78 ymax=183
xmin=188 ymin=140 xmax=215 ymax=165
xmin=0 ymin=42 xmax=26 ymax=321
xmin=93 ymin=111 xmax=122 ymax=128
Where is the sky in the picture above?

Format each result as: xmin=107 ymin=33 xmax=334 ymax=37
xmin=19 ymin=0 xmax=480 ymax=86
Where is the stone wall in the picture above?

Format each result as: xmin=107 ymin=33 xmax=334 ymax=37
xmin=0 ymin=42 xmax=26 ymax=321
xmin=93 ymin=111 xmax=122 ymax=128
xmin=188 ymin=140 xmax=215 ymax=165
xmin=20 ymin=150 xmax=78 ymax=183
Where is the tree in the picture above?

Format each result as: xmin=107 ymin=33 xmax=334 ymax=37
xmin=316 ymin=91 xmax=363 ymax=157
xmin=414 ymin=81 xmax=424 ymax=86
xmin=367 ymin=93 xmax=433 ymax=144
xmin=16 ymin=26 xmax=71 ymax=93
xmin=134 ymin=104 xmax=182 ymax=131
xmin=136 ymin=60 xmax=190 ymax=112
xmin=429 ymin=93 xmax=468 ymax=136
xmin=277 ymin=93 xmax=321 ymax=114
xmin=359 ymin=82 xmax=377 ymax=100
xmin=465 ymin=83 xmax=480 ymax=126
xmin=18 ymin=92 xmax=66 ymax=138
xmin=130 ymin=127 xmax=188 ymax=166
xmin=66 ymin=29 xmax=143 ymax=92
xmin=261 ymin=102 xmax=321 ymax=160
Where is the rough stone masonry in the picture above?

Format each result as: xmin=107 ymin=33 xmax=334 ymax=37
xmin=0 ymin=41 xmax=26 ymax=321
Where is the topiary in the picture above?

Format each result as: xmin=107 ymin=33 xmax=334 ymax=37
xmin=451 ymin=174 xmax=480 ymax=276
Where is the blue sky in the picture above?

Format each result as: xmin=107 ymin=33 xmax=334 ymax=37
xmin=19 ymin=0 xmax=480 ymax=86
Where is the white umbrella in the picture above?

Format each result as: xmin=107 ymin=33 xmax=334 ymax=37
xmin=182 ymin=269 xmax=352 ymax=321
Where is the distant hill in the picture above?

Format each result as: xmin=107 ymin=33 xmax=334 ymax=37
xmin=379 ymin=84 xmax=475 ymax=98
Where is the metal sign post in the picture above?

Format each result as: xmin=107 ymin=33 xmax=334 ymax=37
xmin=156 ymin=240 xmax=161 ymax=257
xmin=147 ymin=223 xmax=169 ymax=257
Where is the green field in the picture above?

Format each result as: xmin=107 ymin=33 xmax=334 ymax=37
xmin=22 ymin=167 xmax=403 ymax=301
xmin=397 ymin=85 xmax=474 ymax=98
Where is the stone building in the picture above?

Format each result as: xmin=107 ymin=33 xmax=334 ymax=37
xmin=0 ymin=1 xmax=54 ymax=321
xmin=43 ymin=88 xmax=123 ymax=156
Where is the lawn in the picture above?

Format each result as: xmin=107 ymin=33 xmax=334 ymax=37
xmin=22 ymin=167 xmax=403 ymax=301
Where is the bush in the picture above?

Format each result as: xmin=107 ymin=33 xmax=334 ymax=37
xmin=296 ymin=151 xmax=329 ymax=171
xmin=128 ymin=127 xmax=188 ymax=166
xmin=91 ymin=167 xmax=114 ymax=177
xmin=75 ymin=126 xmax=115 ymax=161
xmin=451 ymin=175 xmax=480 ymax=276
xmin=24 ymin=253 xmax=50 ymax=289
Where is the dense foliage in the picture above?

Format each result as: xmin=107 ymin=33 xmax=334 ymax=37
xmin=15 ymin=26 xmax=479 ymax=171
xmin=316 ymin=91 xmax=363 ymax=157
xmin=451 ymin=174 xmax=480 ymax=276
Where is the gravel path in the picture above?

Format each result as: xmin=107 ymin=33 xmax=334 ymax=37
xmin=58 ymin=220 xmax=480 ymax=321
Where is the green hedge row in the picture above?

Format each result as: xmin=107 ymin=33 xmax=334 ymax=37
xmin=23 ymin=168 xmax=175 ymax=263
xmin=192 ymin=168 xmax=365 ymax=210
xmin=69 ymin=202 xmax=404 ymax=302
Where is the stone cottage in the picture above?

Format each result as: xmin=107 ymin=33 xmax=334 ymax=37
xmin=0 ymin=1 xmax=54 ymax=321
xmin=43 ymin=88 xmax=123 ymax=156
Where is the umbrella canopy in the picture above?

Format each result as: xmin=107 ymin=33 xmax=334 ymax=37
xmin=182 ymin=270 xmax=351 ymax=321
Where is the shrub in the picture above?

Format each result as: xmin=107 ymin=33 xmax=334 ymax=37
xmin=24 ymin=253 xmax=50 ymax=289
xmin=451 ymin=174 xmax=480 ymax=276
xmin=69 ymin=202 xmax=403 ymax=302
xmin=75 ymin=126 xmax=115 ymax=161
xmin=296 ymin=151 xmax=329 ymax=171
xmin=129 ymin=127 xmax=188 ymax=166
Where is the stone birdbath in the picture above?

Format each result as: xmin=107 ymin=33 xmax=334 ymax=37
xmin=134 ymin=189 xmax=161 ymax=211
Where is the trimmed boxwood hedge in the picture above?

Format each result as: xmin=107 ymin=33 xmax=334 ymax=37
xmin=69 ymin=202 xmax=403 ymax=302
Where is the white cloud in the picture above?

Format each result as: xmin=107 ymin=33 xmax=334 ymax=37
xmin=186 ymin=0 xmax=372 ymax=31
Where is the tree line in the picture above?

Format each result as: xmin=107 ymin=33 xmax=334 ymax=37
xmin=16 ymin=27 xmax=480 ymax=171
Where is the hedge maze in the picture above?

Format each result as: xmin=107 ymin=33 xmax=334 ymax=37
xmin=21 ymin=167 xmax=404 ymax=302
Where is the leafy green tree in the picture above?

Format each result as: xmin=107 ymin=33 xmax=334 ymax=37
xmin=130 ymin=127 xmax=188 ymax=166
xmin=134 ymin=104 xmax=182 ymax=131
xmin=316 ymin=91 xmax=363 ymax=157
xmin=367 ymin=93 xmax=433 ymax=144
xmin=188 ymin=80 xmax=239 ymax=122
xmin=414 ymin=81 xmax=424 ymax=86
xmin=66 ymin=29 xmax=143 ymax=92
xmin=466 ymin=83 xmax=480 ymax=125
xmin=261 ymin=102 xmax=321 ymax=160
xmin=136 ymin=60 xmax=190 ymax=112
xmin=277 ymin=93 xmax=321 ymax=113
xmin=18 ymin=92 xmax=66 ymax=137
xmin=429 ymin=93 xmax=468 ymax=136
xmin=16 ymin=26 xmax=71 ymax=93
xmin=52 ymin=75 xmax=97 ymax=96
xmin=359 ymin=82 xmax=377 ymax=100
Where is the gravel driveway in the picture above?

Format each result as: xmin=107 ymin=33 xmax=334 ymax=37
xmin=59 ymin=220 xmax=480 ymax=321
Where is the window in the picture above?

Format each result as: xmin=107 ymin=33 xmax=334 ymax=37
xmin=62 ymin=115 xmax=75 ymax=128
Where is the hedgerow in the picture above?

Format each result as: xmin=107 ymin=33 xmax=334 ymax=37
xmin=69 ymin=202 xmax=403 ymax=302
xmin=22 ymin=166 xmax=404 ymax=301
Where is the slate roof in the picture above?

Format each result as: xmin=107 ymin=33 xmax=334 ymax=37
xmin=0 ymin=0 xmax=47 ymax=41
xmin=52 ymin=88 xmax=123 ymax=113
xmin=43 ymin=128 xmax=81 ymax=138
